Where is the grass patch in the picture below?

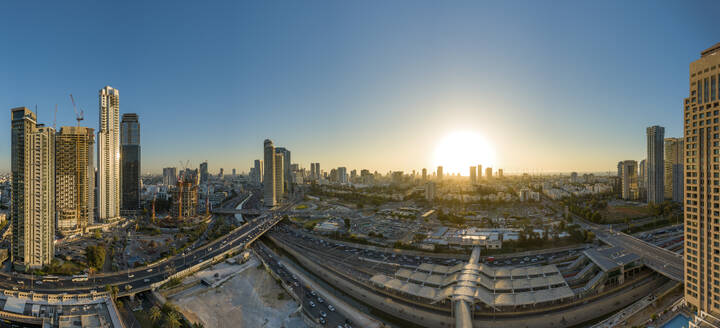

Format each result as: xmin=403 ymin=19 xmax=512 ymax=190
xmin=295 ymin=204 xmax=308 ymax=210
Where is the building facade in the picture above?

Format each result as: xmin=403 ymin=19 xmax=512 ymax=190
xmin=56 ymin=126 xmax=95 ymax=235
xmin=437 ymin=166 xmax=443 ymax=180
xmin=684 ymin=42 xmax=720 ymax=314
xmin=485 ymin=167 xmax=492 ymax=178
xmin=469 ymin=166 xmax=476 ymax=184
xmin=171 ymin=174 xmax=198 ymax=219
xmin=664 ymin=137 xmax=684 ymax=202
xmin=120 ymin=113 xmax=140 ymax=214
xmin=274 ymin=152 xmax=284 ymax=203
xmin=199 ymin=161 xmax=208 ymax=184
xmin=97 ymin=86 xmax=120 ymax=221
xmin=163 ymin=167 xmax=177 ymax=186
xmin=263 ymin=139 xmax=276 ymax=207
xmin=646 ymin=126 xmax=665 ymax=204
xmin=11 ymin=107 xmax=55 ymax=271
xmin=620 ymin=160 xmax=638 ymax=201
xmin=275 ymin=147 xmax=291 ymax=191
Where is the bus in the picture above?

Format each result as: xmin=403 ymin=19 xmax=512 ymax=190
xmin=71 ymin=274 xmax=88 ymax=282
xmin=42 ymin=275 xmax=59 ymax=282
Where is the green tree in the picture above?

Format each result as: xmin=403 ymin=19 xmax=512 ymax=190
xmin=166 ymin=311 xmax=181 ymax=328
xmin=86 ymin=245 xmax=106 ymax=270
xmin=150 ymin=306 xmax=162 ymax=322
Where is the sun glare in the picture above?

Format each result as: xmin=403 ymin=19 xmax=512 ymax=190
xmin=433 ymin=131 xmax=496 ymax=175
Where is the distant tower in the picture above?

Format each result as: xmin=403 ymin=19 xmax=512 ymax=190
xmin=98 ymin=86 xmax=121 ymax=222
xmin=646 ymin=125 xmax=665 ymax=204
xmin=199 ymin=161 xmax=208 ymax=184
xmin=120 ymin=113 xmax=140 ymax=214
xmin=436 ymin=166 xmax=443 ymax=180
xmin=274 ymin=153 xmax=284 ymax=203
xmin=477 ymin=165 xmax=482 ymax=178
xmin=498 ymin=169 xmax=503 ymax=178
xmin=263 ymin=139 xmax=276 ymax=207
xmin=485 ymin=167 xmax=492 ymax=178
xmin=664 ymin=138 xmax=684 ymax=202
xmin=621 ymin=160 xmax=639 ymax=200
xmin=422 ymin=168 xmax=427 ymax=180
xmin=469 ymin=166 xmax=477 ymax=184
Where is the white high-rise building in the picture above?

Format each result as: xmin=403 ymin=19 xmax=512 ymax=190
xmin=263 ymin=139 xmax=276 ymax=207
xmin=646 ymin=125 xmax=665 ymax=204
xmin=98 ymin=86 xmax=121 ymax=221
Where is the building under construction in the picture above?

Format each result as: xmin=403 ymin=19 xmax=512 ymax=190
xmin=171 ymin=172 xmax=198 ymax=219
xmin=55 ymin=126 xmax=95 ymax=235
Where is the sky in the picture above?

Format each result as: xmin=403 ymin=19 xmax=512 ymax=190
xmin=1 ymin=0 xmax=719 ymax=175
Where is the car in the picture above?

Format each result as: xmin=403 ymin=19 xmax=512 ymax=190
xmin=311 ymin=291 xmax=317 ymax=296
xmin=36 ymin=281 xmax=42 ymax=285
xmin=328 ymin=305 xmax=335 ymax=312
xmin=147 ymin=268 xmax=153 ymax=273
xmin=309 ymin=301 xmax=316 ymax=308
xmin=128 ymin=274 xmax=134 ymax=278
xmin=144 ymin=279 xmax=150 ymax=283
xmin=317 ymin=297 xmax=324 ymax=303
xmin=17 ymin=281 xmax=23 ymax=285
xmin=320 ymin=311 xmax=327 ymax=318
xmin=319 ymin=318 xmax=326 ymax=324
xmin=12 ymin=287 xmax=18 ymax=291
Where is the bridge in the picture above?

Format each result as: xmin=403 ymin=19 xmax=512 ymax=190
xmin=596 ymin=229 xmax=683 ymax=282
xmin=212 ymin=208 xmax=262 ymax=215
xmin=0 ymin=206 xmax=290 ymax=297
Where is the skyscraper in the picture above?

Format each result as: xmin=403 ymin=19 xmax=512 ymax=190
xmin=275 ymin=147 xmax=291 ymax=191
xmin=163 ymin=167 xmax=177 ymax=186
xmin=620 ymin=160 xmax=638 ymax=200
xmin=98 ymin=86 xmax=120 ymax=221
xmin=120 ymin=113 xmax=140 ymax=214
xmin=477 ymin=165 xmax=482 ymax=178
xmin=469 ymin=166 xmax=476 ymax=184
xmin=684 ymin=42 xmax=720 ymax=314
xmin=422 ymin=168 xmax=427 ymax=180
xmin=274 ymin=152 xmax=284 ymax=203
xmin=56 ymin=126 xmax=95 ymax=235
xmin=338 ymin=167 xmax=348 ymax=184
xmin=646 ymin=125 xmax=665 ymax=204
xmin=263 ymin=139 xmax=276 ymax=207
xmin=485 ymin=167 xmax=492 ymax=178
xmin=254 ymin=159 xmax=263 ymax=184
xmin=664 ymin=137 xmax=684 ymax=202
xmin=199 ymin=161 xmax=208 ymax=184
xmin=11 ymin=107 xmax=55 ymax=271
xmin=638 ymin=159 xmax=647 ymax=200
xmin=436 ymin=166 xmax=443 ymax=180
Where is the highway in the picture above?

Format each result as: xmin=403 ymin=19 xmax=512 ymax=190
xmin=0 ymin=198 xmax=299 ymax=295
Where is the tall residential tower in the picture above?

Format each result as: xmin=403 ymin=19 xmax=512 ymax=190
xmin=97 ymin=86 xmax=120 ymax=221
xmin=263 ymin=139 xmax=276 ymax=207
xmin=646 ymin=125 xmax=665 ymax=204
xmin=11 ymin=107 xmax=56 ymax=271
xmin=684 ymin=42 xmax=720 ymax=314
xmin=56 ymin=126 xmax=95 ymax=235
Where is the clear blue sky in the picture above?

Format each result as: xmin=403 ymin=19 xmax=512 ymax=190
xmin=1 ymin=0 xmax=718 ymax=174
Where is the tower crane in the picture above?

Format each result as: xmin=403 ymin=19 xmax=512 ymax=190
xmin=69 ymin=94 xmax=84 ymax=126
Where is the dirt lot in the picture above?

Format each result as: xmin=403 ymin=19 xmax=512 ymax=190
xmin=601 ymin=204 xmax=651 ymax=223
xmin=171 ymin=256 xmax=307 ymax=328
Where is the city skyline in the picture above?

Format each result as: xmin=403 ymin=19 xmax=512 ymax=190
xmin=2 ymin=1 xmax=719 ymax=174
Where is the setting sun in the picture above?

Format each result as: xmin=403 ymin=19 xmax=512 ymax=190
xmin=433 ymin=131 xmax=496 ymax=175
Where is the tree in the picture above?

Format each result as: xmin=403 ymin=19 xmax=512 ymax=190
xmin=150 ymin=306 xmax=162 ymax=322
xmin=86 ymin=245 xmax=106 ymax=270
xmin=166 ymin=311 xmax=181 ymax=328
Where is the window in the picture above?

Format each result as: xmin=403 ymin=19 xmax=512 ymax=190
xmin=713 ymin=76 xmax=717 ymax=101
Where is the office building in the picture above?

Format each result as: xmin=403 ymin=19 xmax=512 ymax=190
xmin=664 ymin=137 xmax=684 ymax=202
xmin=97 ymin=86 xmax=120 ymax=221
xmin=163 ymin=167 xmax=177 ymax=186
xmin=263 ymin=140 xmax=276 ymax=207
xmin=498 ymin=169 xmax=503 ymax=178
xmin=120 ymin=113 xmax=140 ymax=214
xmin=485 ymin=167 xmax=492 ymax=178
xmin=56 ymin=126 xmax=95 ymax=235
xmin=421 ymin=168 xmax=427 ymax=180
xmin=275 ymin=147 xmax=291 ymax=191
xmin=253 ymin=159 xmax=263 ymax=184
xmin=199 ymin=161 xmax=208 ymax=184
xmin=437 ymin=166 xmax=443 ymax=180
xmin=232 ymin=168 xmax=236 ymax=177
xmin=338 ymin=167 xmax=348 ymax=184
xmin=477 ymin=165 xmax=482 ymax=178
xmin=274 ymin=152 xmax=284 ymax=203
xmin=469 ymin=166 xmax=476 ymax=184
xmin=617 ymin=161 xmax=623 ymax=178
xmin=425 ymin=182 xmax=435 ymax=201
xmin=684 ymin=43 xmax=720 ymax=314
xmin=639 ymin=159 xmax=647 ymax=200
xmin=11 ymin=107 xmax=55 ymax=271
xmin=620 ymin=160 xmax=639 ymax=200
xmin=646 ymin=125 xmax=665 ymax=204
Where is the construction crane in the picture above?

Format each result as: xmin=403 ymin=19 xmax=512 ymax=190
xmin=69 ymin=94 xmax=84 ymax=126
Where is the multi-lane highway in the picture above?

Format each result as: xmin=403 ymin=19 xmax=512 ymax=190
xmin=0 ymin=198 xmax=298 ymax=295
